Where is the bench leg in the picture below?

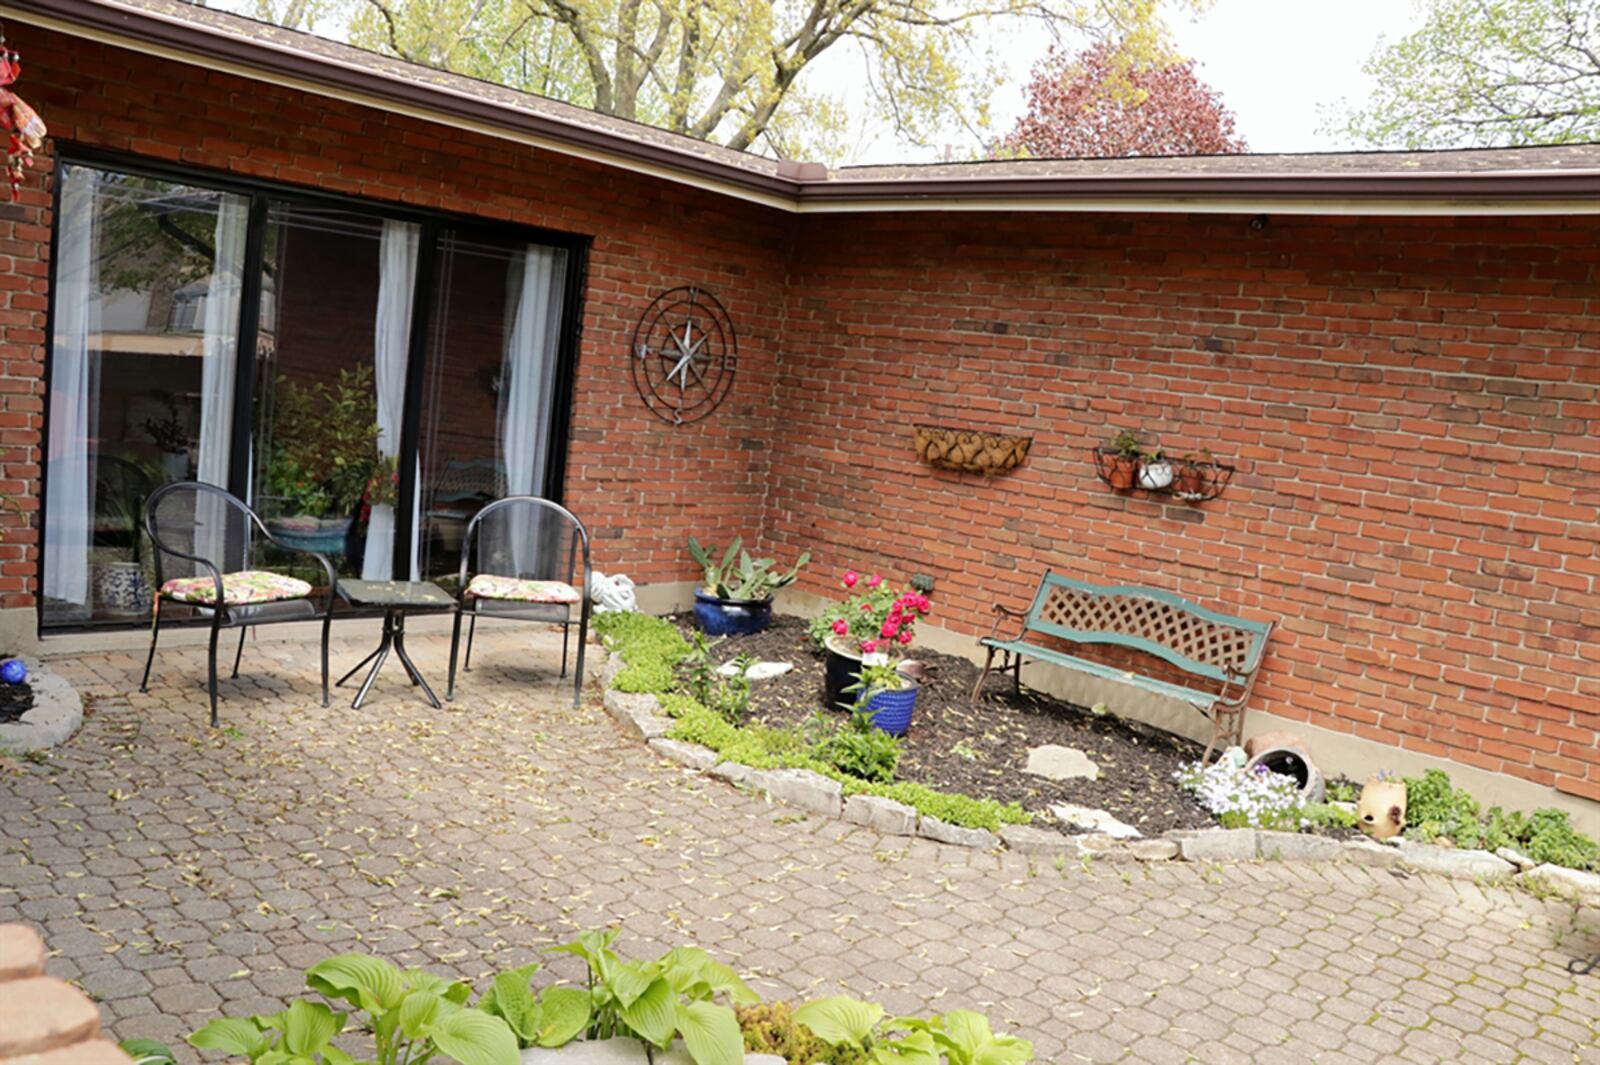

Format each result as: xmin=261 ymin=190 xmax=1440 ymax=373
xmin=1012 ymin=652 xmax=1021 ymax=696
xmin=970 ymin=646 xmax=998 ymax=703
xmin=1202 ymin=706 xmax=1245 ymax=765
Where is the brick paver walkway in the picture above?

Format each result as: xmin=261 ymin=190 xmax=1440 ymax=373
xmin=2 ymin=626 xmax=1597 ymax=1064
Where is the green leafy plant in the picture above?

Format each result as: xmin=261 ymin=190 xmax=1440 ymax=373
xmin=688 ymin=536 xmax=810 ymax=601
xmin=818 ymin=710 xmax=902 ymax=784
xmin=677 ymin=632 xmax=752 ymax=723
xmin=1392 ymin=769 xmax=1598 ymax=871
xmin=1521 ymin=808 xmax=1600 ymax=870
xmin=119 ymin=1039 xmax=178 ymax=1065
xmin=1110 ymin=429 xmax=1141 ymax=458
xmin=550 ymin=930 xmax=757 ymax=1063
xmin=478 ymin=962 xmax=592 ymax=1049
xmin=186 ymin=953 xmax=518 ymax=1065
xmin=266 ymin=365 xmax=386 ymax=519
xmin=793 ymin=996 xmax=1032 ymax=1064
xmin=1301 ymin=802 xmax=1357 ymax=831
xmin=1403 ymin=769 xmax=1483 ymax=846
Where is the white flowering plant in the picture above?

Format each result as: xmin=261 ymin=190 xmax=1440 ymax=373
xmin=1176 ymin=760 xmax=1304 ymax=830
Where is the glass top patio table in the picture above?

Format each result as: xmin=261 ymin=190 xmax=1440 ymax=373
xmin=334 ymin=580 xmax=456 ymax=709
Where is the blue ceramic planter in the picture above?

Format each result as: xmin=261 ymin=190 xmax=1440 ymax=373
xmin=862 ymin=683 xmax=920 ymax=736
xmin=692 ymin=590 xmax=773 ymax=636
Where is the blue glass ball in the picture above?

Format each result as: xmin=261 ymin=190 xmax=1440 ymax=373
xmin=0 ymin=659 xmax=26 ymax=685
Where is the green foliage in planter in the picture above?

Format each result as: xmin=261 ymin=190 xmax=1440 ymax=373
xmin=1395 ymin=769 xmax=1599 ymax=870
xmin=613 ymin=660 xmax=677 ymax=694
xmin=664 ymin=700 xmax=1029 ymax=831
xmin=1520 ymin=809 xmax=1600 ymax=870
xmin=551 ymin=929 xmax=755 ymax=1063
xmin=185 ymin=953 xmax=518 ymax=1065
xmin=739 ymin=1001 xmax=866 ymax=1065
xmin=267 ymin=365 xmax=387 ymax=518
xmin=846 ymin=780 xmax=1030 ymax=832
xmin=793 ymin=996 xmax=1033 ymax=1064
xmin=816 ymin=710 xmax=901 ymax=784
xmin=688 ymin=535 xmax=809 ymax=600
xmin=1301 ymin=802 xmax=1357 ymax=831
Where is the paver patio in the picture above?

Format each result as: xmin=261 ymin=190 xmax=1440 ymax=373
xmin=2 ymin=626 xmax=1597 ymax=1064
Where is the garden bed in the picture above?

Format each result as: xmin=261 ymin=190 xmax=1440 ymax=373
xmin=670 ymin=615 xmax=1216 ymax=836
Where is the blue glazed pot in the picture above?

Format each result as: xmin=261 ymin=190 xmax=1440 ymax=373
xmin=862 ymin=682 xmax=920 ymax=737
xmin=268 ymin=517 xmax=352 ymax=555
xmin=692 ymin=590 xmax=773 ymax=636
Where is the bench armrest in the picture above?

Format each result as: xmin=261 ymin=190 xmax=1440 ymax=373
xmin=984 ymin=602 xmax=1029 ymax=642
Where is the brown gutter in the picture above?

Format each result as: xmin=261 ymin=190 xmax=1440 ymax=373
xmin=805 ymin=171 xmax=1600 ymax=204
xmin=5 ymin=0 xmax=804 ymax=202
xmin=11 ymin=0 xmax=1600 ymax=211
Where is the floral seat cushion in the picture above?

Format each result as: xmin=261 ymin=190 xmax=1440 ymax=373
xmin=464 ymin=575 xmax=582 ymax=604
xmin=160 ymin=570 xmax=314 ymax=607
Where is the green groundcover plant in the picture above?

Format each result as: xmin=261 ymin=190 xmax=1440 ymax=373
xmin=597 ymin=613 xmax=1031 ymax=832
xmin=1402 ymin=769 xmax=1599 ymax=871
xmin=122 ymin=937 xmax=1031 ymax=1065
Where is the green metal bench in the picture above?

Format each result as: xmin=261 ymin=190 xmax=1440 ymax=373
xmin=971 ymin=572 xmax=1273 ymax=762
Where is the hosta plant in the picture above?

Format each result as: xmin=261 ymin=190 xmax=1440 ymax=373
xmin=186 ymin=953 xmax=518 ymax=1065
xmin=551 ymin=929 xmax=758 ymax=1063
xmin=478 ymin=962 xmax=592 ymax=1049
xmin=793 ymin=996 xmax=1033 ymax=1064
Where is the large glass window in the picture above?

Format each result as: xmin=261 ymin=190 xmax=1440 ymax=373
xmin=417 ymin=230 xmax=568 ymax=586
xmin=41 ymin=158 xmax=580 ymax=630
xmin=43 ymin=164 xmax=247 ymax=626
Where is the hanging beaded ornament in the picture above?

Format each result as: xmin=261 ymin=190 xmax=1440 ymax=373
xmin=0 ymin=33 xmax=46 ymax=201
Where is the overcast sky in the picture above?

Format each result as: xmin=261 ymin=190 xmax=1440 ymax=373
xmin=847 ymin=0 xmax=1429 ymax=162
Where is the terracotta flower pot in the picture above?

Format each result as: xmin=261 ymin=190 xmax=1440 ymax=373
xmin=1107 ymin=455 xmax=1138 ymax=490
xmin=1357 ymin=777 xmax=1407 ymax=840
xmin=1174 ymin=462 xmax=1207 ymax=499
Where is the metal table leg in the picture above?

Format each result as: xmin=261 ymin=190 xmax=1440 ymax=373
xmin=390 ymin=612 xmax=441 ymax=709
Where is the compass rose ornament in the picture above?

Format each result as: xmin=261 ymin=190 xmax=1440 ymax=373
xmin=631 ymin=286 xmax=737 ymax=425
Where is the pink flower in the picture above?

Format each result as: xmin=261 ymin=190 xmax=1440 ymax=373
xmin=916 ymin=595 xmax=931 ymax=612
xmin=860 ymin=602 xmax=873 ymax=612
xmin=880 ymin=620 xmax=898 ymax=639
xmin=897 ymin=629 xmax=914 ymax=644
xmin=888 ymin=606 xmax=903 ymax=623
xmin=866 ymin=574 xmax=882 ymax=588
xmin=843 ymin=571 xmax=859 ymax=588
xmin=831 ymin=619 xmax=848 ymax=636
xmin=861 ymin=640 xmax=878 ymax=653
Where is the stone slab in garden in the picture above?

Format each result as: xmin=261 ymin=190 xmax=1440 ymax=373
xmin=0 ymin=658 xmax=83 ymax=753
xmin=918 ymin=816 xmax=998 ymax=850
xmin=749 ymin=768 xmax=842 ymax=818
xmin=603 ymin=689 xmax=671 ymax=741
xmin=1517 ymin=863 xmax=1600 ymax=905
xmin=843 ymin=794 xmax=917 ymax=836
xmin=1177 ymin=829 xmax=1258 ymax=862
xmin=647 ymin=738 xmax=719 ymax=771
xmin=521 ymin=1041 xmax=784 ymax=1064
xmin=1024 ymin=744 xmax=1099 ymax=781
xmin=716 ymin=660 xmax=792 ymax=681
xmin=999 ymin=824 xmax=1080 ymax=858
xmin=1050 ymin=803 xmax=1140 ymax=839
xmin=1394 ymin=840 xmax=1515 ymax=880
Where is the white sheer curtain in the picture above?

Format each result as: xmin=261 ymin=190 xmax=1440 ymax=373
xmin=362 ymin=219 xmax=420 ymax=580
xmin=195 ymin=195 xmax=250 ymax=566
xmin=43 ymin=166 xmax=99 ymax=607
xmin=496 ymin=245 xmax=567 ymax=576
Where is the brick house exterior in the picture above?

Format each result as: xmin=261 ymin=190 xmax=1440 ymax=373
xmin=3 ymin=3 xmax=1596 ymax=820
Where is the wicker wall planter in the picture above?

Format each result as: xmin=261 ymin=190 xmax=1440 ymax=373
xmin=913 ymin=425 xmax=1032 ymax=476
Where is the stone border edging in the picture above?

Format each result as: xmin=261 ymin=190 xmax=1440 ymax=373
xmin=596 ymin=650 xmax=1600 ymax=903
xmin=0 ymin=657 xmax=83 ymax=753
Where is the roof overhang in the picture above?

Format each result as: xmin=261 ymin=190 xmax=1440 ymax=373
xmin=10 ymin=0 xmax=1600 ymax=217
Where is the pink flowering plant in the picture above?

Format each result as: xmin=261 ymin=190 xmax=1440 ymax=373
xmin=807 ymin=569 xmax=933 ymax=656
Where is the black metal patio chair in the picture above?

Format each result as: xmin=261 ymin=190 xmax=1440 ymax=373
xmin=446 ymin=496 xmax=591 ymax=706
xmin=140 ymin=481 xmax=336 ymax=726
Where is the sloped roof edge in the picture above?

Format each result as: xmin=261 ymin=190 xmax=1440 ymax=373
xmin=10 ymin=0 xmax=1600 ymax=215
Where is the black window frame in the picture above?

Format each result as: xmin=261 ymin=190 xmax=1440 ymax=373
xmin=38 ymin=146 xmax=591 ymax=634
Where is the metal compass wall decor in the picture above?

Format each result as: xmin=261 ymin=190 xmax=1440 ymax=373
xmin=631 ymin=286 xmax=737 ymax=425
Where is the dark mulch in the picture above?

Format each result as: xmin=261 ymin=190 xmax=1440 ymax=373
xmin=0 ymin=657 xmax=34 ymax=724
xmin=674 ymin=616 xmax=1217 ymax=836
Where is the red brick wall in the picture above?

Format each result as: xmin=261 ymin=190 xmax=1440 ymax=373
xmin=765 ymin=212 xmax=1600 ymax=802
xmin=3 ymin=26 xmax=1596 ymax=804
xmin=0 ymin=27 xmax=789 ymax=607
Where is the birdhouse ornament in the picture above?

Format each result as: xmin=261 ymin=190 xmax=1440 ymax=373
xmin=0 ymin=31 xmax=47 ymax=201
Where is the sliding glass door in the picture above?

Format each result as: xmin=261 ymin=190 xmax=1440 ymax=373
xmin=41 ymin=155 xmax=583 ymax=630
xmin=43 ymin=164 xmax=248 ymax=626
xmin=416 ymin=230 xmax=568 ymax=585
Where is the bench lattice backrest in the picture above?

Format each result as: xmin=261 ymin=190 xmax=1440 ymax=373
xmin=1025 ymin=574 xmax=1271 ymax=684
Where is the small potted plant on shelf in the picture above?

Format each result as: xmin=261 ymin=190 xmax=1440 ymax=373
xmin=810 ymin=570 xmax=932 ymax=716
xmin=1137 ymin=447 xmax=1173 ymax=490
xmin=143 ymin=399 xmax=192 ymax=482
xmin=265 ymin=365 xmax=386 ymax=553
xmin=1098 ymin=429 xmax=1142 ymax=490
xmin=687 ymin=536 xmax=809 ymax=636
xmin=1173 ymin=449 xmax=1214 ymax=500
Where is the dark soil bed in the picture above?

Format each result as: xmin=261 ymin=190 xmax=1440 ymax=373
xmin=0 ymin=656 xmax=33 ymax=724
xmin=672 ymin=616 xmax=1217 ymax=836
